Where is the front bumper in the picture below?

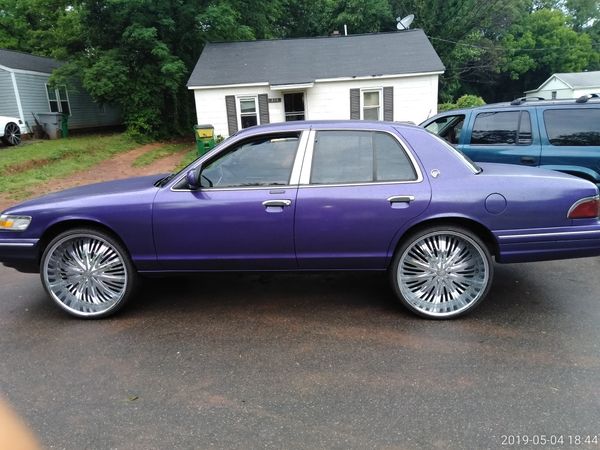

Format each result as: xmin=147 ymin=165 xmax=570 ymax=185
xmin=494 ymin=224 xmax=600 ymax=263
xmin=0 ymin=238 xmax=40 ymax=273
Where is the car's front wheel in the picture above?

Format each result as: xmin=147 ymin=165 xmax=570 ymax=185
xmin=41 ymin=228 xmax=137 ymax=318
xmin=2 ymin=122 xmax=22 ymax=146
xmin=391 ymin=226 xmax=493 ymax=319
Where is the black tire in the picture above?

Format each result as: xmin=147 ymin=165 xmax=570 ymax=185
xmin=390 ymin=225 xmax=493 ymax=319
xmin=40 ymin=228 xmax=138 ymax=319
xmin=2 ymin=122 xmax=22 ymax=146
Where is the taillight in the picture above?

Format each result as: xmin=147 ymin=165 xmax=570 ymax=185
xmin=568 ymin=196 xmax=600 ymax=219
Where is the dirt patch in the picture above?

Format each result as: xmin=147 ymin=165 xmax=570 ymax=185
xmin=0 ymin=143 xmax=190 ymax=212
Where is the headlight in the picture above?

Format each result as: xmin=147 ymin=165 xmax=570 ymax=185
xmin=0 ymin=214 xmax=32 ymax=231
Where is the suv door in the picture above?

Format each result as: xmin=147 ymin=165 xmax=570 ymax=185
xmin=294 ymin=129 xmax=431 ymax=269
xmin=461 ymin=109 xmax=542 ymax=167
xmin=538 ymin=106 xmax=600 ymax=184
xmin=422 ymin=113 xmax=467 ymax=146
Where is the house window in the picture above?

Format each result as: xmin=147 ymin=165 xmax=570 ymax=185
xmin=284 ymin=93 xmax=305 ymax=121
xmin=46 ymin=85 xmax=71 ymax=115
xmin=551 ymin=91 xmax=557 ymax=99
xmin=238 ymin=97 xmax=259 ymax=129
xmin=361 ymin=89 xmax=382 ymax=120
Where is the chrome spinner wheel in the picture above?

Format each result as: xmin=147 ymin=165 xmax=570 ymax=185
xmin=3 ymin=122 xmax=22 ymax=146
xmin=393 ymin=228 xmax=492 ymax=318
xmin=42 ymin=231 xmax=133 ymax=318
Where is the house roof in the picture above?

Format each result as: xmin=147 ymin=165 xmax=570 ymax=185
xmin=526 ymin=71 xmax=600 ymax=92
xmin=187 ymin=29 xmax=445 ymax=88
xmin=0 ymin=48 xmax=62 ymax=74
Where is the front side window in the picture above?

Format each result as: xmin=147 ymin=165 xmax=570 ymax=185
xmin=362 ymin=89 xmax=382 ymax=120
xmin=544 ymin=109 xmax=600 ymax=146
xmin=310 ymin=131 xmax=416 ymax=184
xmin=238 ymin=97 xmax=258 ymax=129
xmin=424 ymin=114 xmax=465 ymax=145
xmin=201 ymin=133 xmax=299 ymax=188
xmin=46 ymin=85 xmax=71 ymax=115
xmin=471 ymin=111 xmax=531 ymax=145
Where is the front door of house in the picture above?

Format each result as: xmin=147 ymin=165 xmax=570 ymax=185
xmin=284 ymin=93 xmax=305 ymax=121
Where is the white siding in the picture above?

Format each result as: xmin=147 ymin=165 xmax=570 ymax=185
xmin=0 ymin=69 xmax=19 ymax=118
xmin=193 ymin=74 xmax=440 ymax=137
xmin=526 ymin=77 xmax=575 ymax=99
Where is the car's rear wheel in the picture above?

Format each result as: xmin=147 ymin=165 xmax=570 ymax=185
xmin=2 ymin=122 xmax=21 ymax=146
xmin=41 ymin=228 xmax=137 ymax=318
xmin=391 ymin=226 xmax=493 ymax=319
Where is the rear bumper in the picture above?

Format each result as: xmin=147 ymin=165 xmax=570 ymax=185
xmin=0 ymin=238 xmax=40 ymax=273
xmin=494 ymin=224 xmax=600 ymax=263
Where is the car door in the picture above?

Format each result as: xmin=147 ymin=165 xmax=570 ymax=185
xmin=152 ymin=131 xmax=307 ymax=270
xmin=460 ymin=108 xmax=542 ymax=167
xmin=538 ymin=106 xmax=600 ymax=184
xmin=294 ymin=128 xmax=431 ymax=270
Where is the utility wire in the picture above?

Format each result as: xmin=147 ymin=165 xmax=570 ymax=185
xmin=428 ymin=35 xmax=600 ymax=51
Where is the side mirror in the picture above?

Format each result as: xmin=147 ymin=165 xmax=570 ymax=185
xmin=186 ymin=166 xmax=201 ymax=190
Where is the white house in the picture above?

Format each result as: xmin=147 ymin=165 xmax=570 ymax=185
xmin=524 ymin=71 xmax=600 ymax=100
xmin=187 ymin=30 xmax=445 ymax=137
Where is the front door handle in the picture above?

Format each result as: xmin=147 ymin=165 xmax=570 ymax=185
xmin=262 ymin=199 xmax=292 ymax=208
xmin=387 ymin=195 xmax=415 ymax=204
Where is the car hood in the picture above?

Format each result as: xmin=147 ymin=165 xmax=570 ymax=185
xmin=0 ymin=116 xmax=20 ymax=122
xmin=3 ymin=174 xmax=168 ymax=214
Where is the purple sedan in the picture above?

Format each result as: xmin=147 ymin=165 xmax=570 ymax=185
xmin=1 ymin=121 xmax=600 ymax=319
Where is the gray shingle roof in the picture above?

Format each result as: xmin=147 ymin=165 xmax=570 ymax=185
xmin=0 ymin=48 xmax=62 ymax=73
xmin=555 ymin=71 xmax=600 ymax=88
xmin=188 ymin=29 xmax=444 ymax=87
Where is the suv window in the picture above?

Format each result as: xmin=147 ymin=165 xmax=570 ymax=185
xmin=201 ymin=133 xmax=299 ymax=188
xmin=424 ymin=114 xmax=465 ymax=145
xmin=471 ymin=111 xmax=531 ymax=145
xmin=311 ymin=131 xmax=417 ymax=184
xmin=544 ymin=109 xmax=600 ymax=146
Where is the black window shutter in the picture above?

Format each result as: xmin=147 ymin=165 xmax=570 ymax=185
xmin=258 ymin=94 xmax=270 ymax=124
xmin=383 ymin=87 xmax=394 ymax=121
xmin=225 ymin=95 xmax=238 ymax=136
xmin=350 ymin=89 xmax=360 ymax=119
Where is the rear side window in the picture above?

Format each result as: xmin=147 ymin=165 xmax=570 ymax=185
xmin=311 ymin=131 xmax=417 ymax=184
xmin=471 ymin=111 xmax=531 ymax=145
xmin=544 ymin=109 xmax=600 ymax=146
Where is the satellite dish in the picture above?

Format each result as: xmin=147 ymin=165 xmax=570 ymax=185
xmin=396 ymin=14 xmax=414 ymax=30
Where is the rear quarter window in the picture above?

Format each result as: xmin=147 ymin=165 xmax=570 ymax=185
xmin=543 ymin=108 xmax=600 ymax=146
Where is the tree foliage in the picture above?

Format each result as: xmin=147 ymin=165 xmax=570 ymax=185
xmin=0 ymin=0 xmax=598 ymax=137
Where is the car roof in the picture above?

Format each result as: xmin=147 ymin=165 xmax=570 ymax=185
xmin=233 ymin=120 xmax=421 ymax=137
xmin=430 ymin=96 xmax=600 ymax=116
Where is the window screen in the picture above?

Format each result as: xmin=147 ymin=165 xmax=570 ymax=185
xmin=310 ymin=131 xmax=416 ymax=184
xmin=544 ymin=109 xmax=600 ymax=146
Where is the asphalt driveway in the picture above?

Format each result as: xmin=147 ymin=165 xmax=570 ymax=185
xmin=1 ymin=257 xmax=599 ymax=449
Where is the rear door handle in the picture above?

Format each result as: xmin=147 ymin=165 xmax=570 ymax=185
xmin=262 ymin=199 xmax=292 ymax=208
xmin=387 ymin=195 xmax=415 ymax=204
xmin=520 ymin=156 xmax=536 ymax=165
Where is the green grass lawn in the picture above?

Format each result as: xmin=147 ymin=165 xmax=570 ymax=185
xmin=0 ymin=133 xmax=139 ymax=199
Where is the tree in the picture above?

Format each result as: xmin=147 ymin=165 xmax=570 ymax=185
xmin=500 ymin=9 xmax=596 ymax=97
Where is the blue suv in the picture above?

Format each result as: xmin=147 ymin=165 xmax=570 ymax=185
xmin=420 ymin=95 xmax=600 ymax=185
